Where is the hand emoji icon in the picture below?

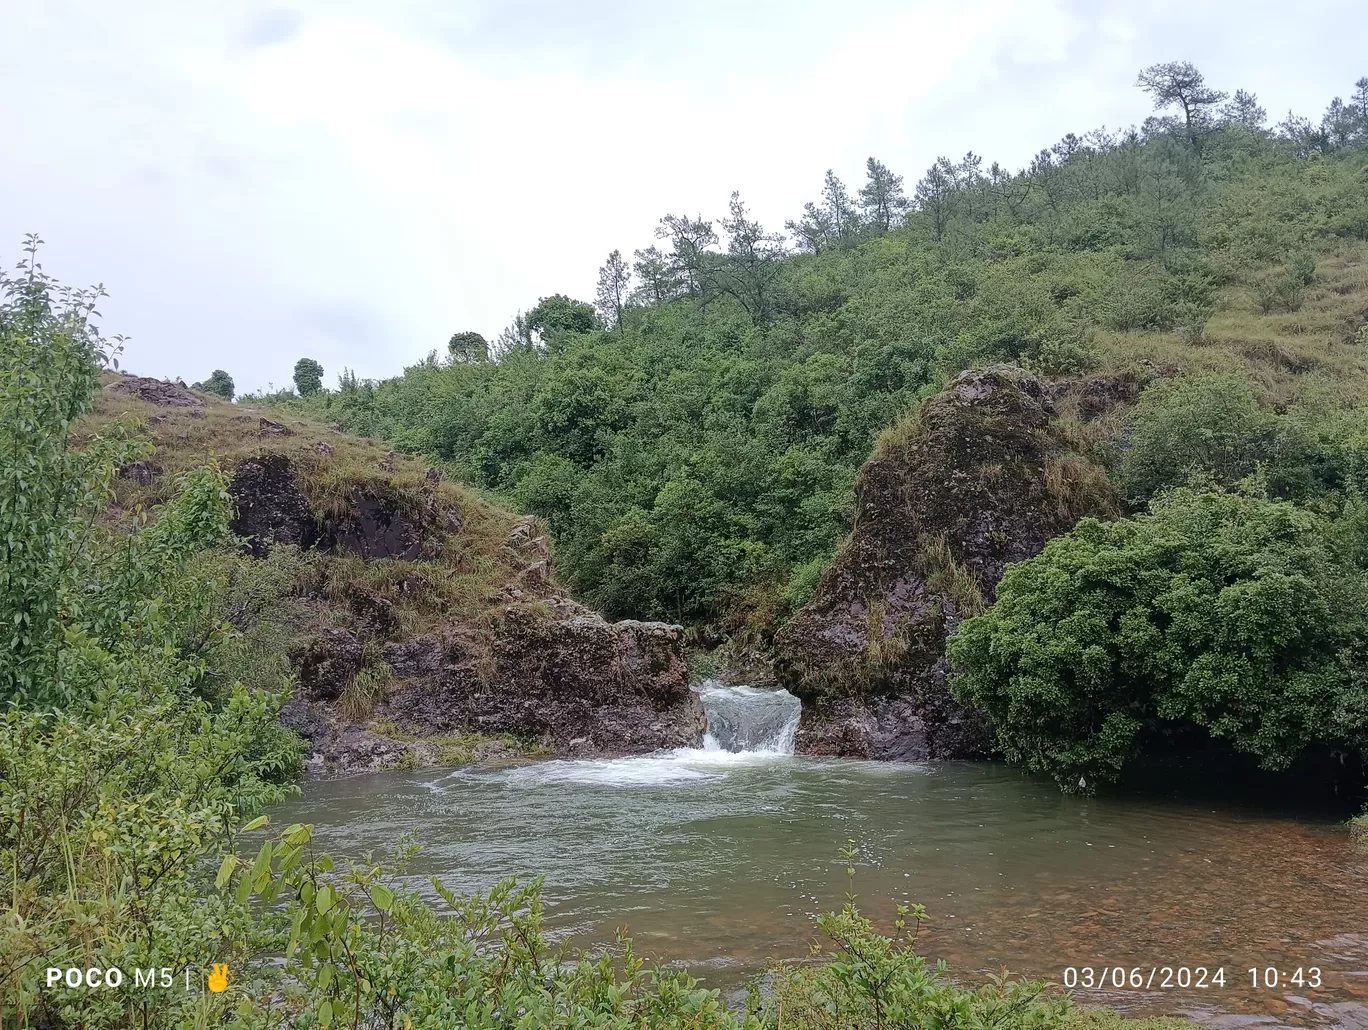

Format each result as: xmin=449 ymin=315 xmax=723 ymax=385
xmin=207 ymin=964 xmax=229 ymax=993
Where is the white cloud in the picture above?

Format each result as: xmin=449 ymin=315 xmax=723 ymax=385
xmin=2 ymin=0 xmax=1363 ymax=393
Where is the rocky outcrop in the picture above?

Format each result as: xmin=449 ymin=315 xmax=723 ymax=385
xmin=93 ymin=377 xmax=701 ymax=777
xmin=229 ymin=455 xmax=317 ymax=557
xmin=103 ymin=374 xmax=204 ymax=407
xmin=479 ymin=601 xmax=701 ymax=754
xmin=771 ymin=365 xmax=1117 ymax=761
xmin=290 ymin=598 xmax=701 ymax=772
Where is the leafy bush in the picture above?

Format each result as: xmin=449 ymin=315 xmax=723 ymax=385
xmin=194 ymin=368 xmax=236 ymax=399
xmin=948 ymin=488 xmax=1368 ymax=790
xmin=1120 ymin=374 xmax=1278 ymax=502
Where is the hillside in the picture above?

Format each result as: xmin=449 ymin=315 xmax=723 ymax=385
xmin=83 ymin=375 xmax=703 ymax=773
xmin=263 ymin=67 xmax=1368 ymax=650
xmin=216 ymin=65 xmax=1368 ymax=794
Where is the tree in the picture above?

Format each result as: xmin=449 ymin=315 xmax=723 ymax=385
xmin=1275 ymin=110 xmax=1330 ymax=157
xmin=1321 ymin=96 xmax=1361 ymax=150
xmin=785 ymin=201 xmax=835 ymax=254
xmin=1221 ymin=88 xmax=1267 ymax=129
xmin=715 ymin=192 xmax=786 ymax=325
xmin=447 ymin=331 xmax=489 ymax=363
xmin=292 ymin=357 xmax=324 ymax=396
xmin=1354 ymin=77 xmax=1368 ymax=139
xmin=631 ymin=245 xmax=680 ymax=304
xmin=858 ymin=157 xmax=908 ymax=233
xmin=822 ymin=170 xmax=862 ymax=243
xmin=1135 ymin=61 xmax=1228 ymax=150
xmin=194 ymin=369 xmax=235 ymax=400
xmin=523 ymin=294 xmax=600 ymax=353
xmin=654 ymin=214 xmax=718 ymax=298
xmin=787 ymin=170 xmax=862 ymax=253
xmin=913 ymin=158 xmax=956 ymax=241
xmin=595 ymin=249 xmax=632 ymax=331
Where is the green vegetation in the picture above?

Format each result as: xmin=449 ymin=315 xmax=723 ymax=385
xmin=0 ymin=246 xmax=1097 ymax=1029
xmin=193 ymin=368 xmax=235 ymax=400
xmin=269 ymin=66 xmax=1368 ymax=643
xmin=949 ymin=488 xmax=1368 ymax=790
xmin=293 ymin=357 xmax=325 ymax=397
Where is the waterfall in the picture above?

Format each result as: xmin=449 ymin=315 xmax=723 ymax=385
xmin=697 ymin=682 xmax=801 ymax=755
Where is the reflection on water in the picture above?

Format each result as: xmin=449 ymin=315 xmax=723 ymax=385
xmin=274 ymin=754 xmax=1368 ymax=1028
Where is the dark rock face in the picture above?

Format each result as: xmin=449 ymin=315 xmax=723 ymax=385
xmin=772 ymin=365 xmax=1116 ymax=762
xmin=228 ymin=455 xmax=317 ymax=557
xmin=477 ymin=601 xmax=703 ymax=755
xmin=296 ymin=601 xmax=703 ymax=774
xmin=103 ymin=374 xmax=204 ymax=407
xmin=293 ymin=628 xmax=365 ymax=702
xmin=227 ymin=455 xmax=423 ymax=560
xmin=324 ymin=495 xmax=421 ymax=560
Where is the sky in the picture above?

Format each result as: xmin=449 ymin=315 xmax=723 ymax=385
xmin=2 ymin=0 xmax=1364 ymax=395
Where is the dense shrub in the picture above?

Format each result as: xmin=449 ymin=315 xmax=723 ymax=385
xmin=1120 ymin=374 xmax=1279 ymax=502
xmin=948 ymin=488 xmax=1368 ymax=790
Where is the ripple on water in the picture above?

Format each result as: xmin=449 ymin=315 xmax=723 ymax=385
xmin=276 ymin=757 xmax=1368 ymax=1030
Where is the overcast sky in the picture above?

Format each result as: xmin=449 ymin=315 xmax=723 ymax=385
xmin=3 ymin=1 xmax=1363 ymax=394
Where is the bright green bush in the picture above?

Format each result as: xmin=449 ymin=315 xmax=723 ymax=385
xmin=948 ymin=488 xmax=1368 ymax=790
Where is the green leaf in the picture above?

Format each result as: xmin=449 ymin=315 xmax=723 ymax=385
xmin=215 ymin=854 xmax=238 ymax=890
xmin=369 ymin=883 xmax=395 ymax=912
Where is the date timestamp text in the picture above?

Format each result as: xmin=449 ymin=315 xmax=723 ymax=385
xmin=1062 ymin=967 xmax=1323 ymax=990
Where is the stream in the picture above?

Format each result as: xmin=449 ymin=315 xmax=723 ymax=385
xmin=275 ymin=683 xmax=1368 ymax=1028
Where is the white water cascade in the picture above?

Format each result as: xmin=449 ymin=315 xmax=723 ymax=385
xmin=698 ymin=682 xmax=801 ymax=755
xmin=490 ymin=682 xmax=802 ymax=787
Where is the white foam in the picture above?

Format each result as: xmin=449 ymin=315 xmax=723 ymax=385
xmin=499 ymin=746 xmax=793 ymax=787
xmin=470 ymin=683 xmax=803 ymax=788
xmin=697 ymin=682 xmax=802 ymax=755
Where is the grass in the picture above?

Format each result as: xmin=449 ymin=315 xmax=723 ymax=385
xmin=368 ymin=718 xmax=549 ymax=767
xmin=1351 ymin=812 xmax=1368 ymax=853
xmin=1091 ymin=242 xmax=1368 ymax=412
xmin=338 ymin=661 xmax=393 ymax=722
xmin=1065 ymin=1008 xmax=1206 ymax=1030
xmin=915 ymin=533 xmax=985 ymax=616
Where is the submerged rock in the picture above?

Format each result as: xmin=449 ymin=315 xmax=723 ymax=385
xmin=771 ymin=365 xmax=1117 ymax=761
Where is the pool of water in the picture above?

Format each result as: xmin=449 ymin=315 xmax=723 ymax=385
xmin=273 ymin=748 xmax=1368 ymax=1028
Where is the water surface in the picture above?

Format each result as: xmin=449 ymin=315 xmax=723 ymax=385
xmin=276 ymin=688 xmax=1367 ymax=1028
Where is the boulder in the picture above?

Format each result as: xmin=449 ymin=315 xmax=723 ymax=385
xmin=772 ymin=365 xmax=1116 ymax=761
xmin=473 ymin=600 xmax=703 ymax=755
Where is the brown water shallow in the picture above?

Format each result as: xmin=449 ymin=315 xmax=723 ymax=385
xmin=275 ymin=753 xmax=1368 ymax=1029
